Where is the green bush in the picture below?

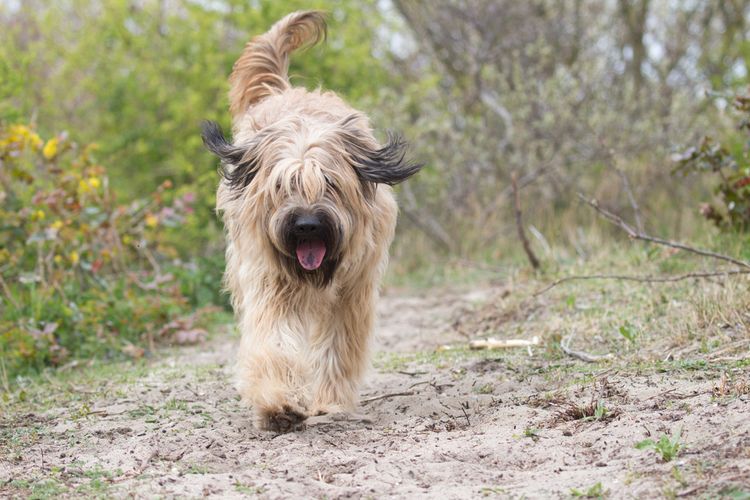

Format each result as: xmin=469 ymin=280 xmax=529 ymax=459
xmin=0 ymin=124 xmax=209 ymax=381
xmin=673 ymin=91 xmax=750 ymax=232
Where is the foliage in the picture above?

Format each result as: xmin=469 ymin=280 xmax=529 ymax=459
xmin=635 ymin=429 xmax=683 ymax=462
xmin=673 ymin=91 xmax=750 ymax=232
xmin=0 ymin=0 xmax=389 ymax=257
xmin=0 ymin=123 xmax=206 ymax=380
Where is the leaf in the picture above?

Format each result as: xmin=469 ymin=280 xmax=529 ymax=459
xmin=635 ymin=439 xmax=654 ymax=449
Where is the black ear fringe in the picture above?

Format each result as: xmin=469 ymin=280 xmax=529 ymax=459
xmin=201 ymin=120 xmax=259 ymax=194
xmin=341 ymin=122 xmax=422 ymax=186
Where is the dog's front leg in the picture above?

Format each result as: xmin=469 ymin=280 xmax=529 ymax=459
xmin=235 ymin=312 xmax=310 ymax=432
xmin=309 ymin=285 xmax=374 ymax=415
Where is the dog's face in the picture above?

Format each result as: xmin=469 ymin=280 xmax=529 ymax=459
xmin=203 ymin=114 xmax=420 ymax=287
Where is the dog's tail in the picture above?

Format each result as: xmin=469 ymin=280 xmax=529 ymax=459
xmin=229 ymin=10 xmax=326 ymax=118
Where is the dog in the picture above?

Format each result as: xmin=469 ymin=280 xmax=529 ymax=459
xmin=201 ymin=11 xmax=421 ymax=432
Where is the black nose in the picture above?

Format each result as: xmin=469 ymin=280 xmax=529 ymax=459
xmin=293 ymin=214 xmax=322 ymax=235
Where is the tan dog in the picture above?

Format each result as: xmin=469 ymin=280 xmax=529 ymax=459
xmin=202 ymin=11 xmax=421 ymax=432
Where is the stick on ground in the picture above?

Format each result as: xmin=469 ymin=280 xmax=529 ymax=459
xmin=560 ymin=335 xmax=614 ymax=363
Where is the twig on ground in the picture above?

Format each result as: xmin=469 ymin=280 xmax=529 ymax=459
xmin=460 ymin=401 xmax=471 ymax=426
xmin=578 ymin=193 xmax=750 ymax=269
xmin=512 ymin=172 xmax=541 ymax=270
xmin=469 ymin=336 xmax=541 ymax=349
xmin=360 ymin=391 xmax=415 ymax=404
xmin=533 ymin=270 xmax=750 ymax=296
xmin=560 ymin=335 xmax=614 ymax=363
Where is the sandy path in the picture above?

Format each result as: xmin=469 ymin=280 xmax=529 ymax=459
xmin=1 ymin=288 xmax=749 ymax=498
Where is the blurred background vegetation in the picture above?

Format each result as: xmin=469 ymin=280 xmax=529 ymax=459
xmin=1 ymin=0 xmax=749 ymax=382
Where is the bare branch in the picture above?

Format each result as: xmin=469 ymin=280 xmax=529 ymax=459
xmin=399 ymin=183 xmax=454 ymax=252
xmin=578 ymin=193 xmax=750 ymax=269
xmin=560 ymin=335 xmax=614 ymax=363
xmin=513 ymin=172 xmax=541 ymax=270
xmin=534 ymin=270 xmax=750 ymax=297
xmin=360 ymin=391 xmax=415 ymax=405
xmin=614 ymin=165 xmax=644 ymax=233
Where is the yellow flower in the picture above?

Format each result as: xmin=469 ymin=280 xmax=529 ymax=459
xmin=29 ymin=133 xmax=43 ymax=150
xmin=51 ymin=220 xmax=64 ymax=230
xmin=43 ymin=138 xmax=59 ymax=159
xmin=145 ymin=214 xmax=159 ymax=228
xmin=69 ymin=251 xmax=79 ymax=265
xmin=32 ymin=209 xmax=45 ymax=221
xmin=53 ymin=255 xmax=63 ymax=264
xmin=87 ymin=177 xmax=101 ymax=189
xmin=78 ymin=179 xmax=90 ymax=193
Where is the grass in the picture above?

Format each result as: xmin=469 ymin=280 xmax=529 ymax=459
xmin=234 ymin=482 xmax=266 ymax=495
xmin=570 ymin=482 xmax=609 ymax=499
xmin=0 ymin=235 xmax=747 ymax=498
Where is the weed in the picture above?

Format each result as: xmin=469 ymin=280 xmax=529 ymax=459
xmin=618 ymin=322 xmax=638 ymax=344
xmin=481 ymin=486 xmax=506 ymax=496
xmin=187 ymin=464 xmax=211 ymax=474
xmin=556 ymin=398 xmax=620 ymax=423
xmin=164 ymin=398 xmax=189 ymax=412
xmin=523 ymin=427 xmax=541 ymax=441
xmin=474 ymin=383 xmax=494 ymax=394
xmin=234 ymin=482 xmax=265 ymax=495
xmin=570 ymin=482 xmax=608 ymax=498
xmin=635 ymin=428 xmax=683 ymax=462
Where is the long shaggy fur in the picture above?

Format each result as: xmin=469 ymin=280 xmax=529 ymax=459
xmin=203 ymin=11 xmax=421 ymax=432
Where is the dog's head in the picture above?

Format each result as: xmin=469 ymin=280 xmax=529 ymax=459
xmin=202 ymin=114 xmax=421 ymax=287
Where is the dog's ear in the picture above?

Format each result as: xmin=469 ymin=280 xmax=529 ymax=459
xmin=339 ymin=116 xmax=422 ymax=186
xmin=201 ymin=121 xmax=260 ymax=195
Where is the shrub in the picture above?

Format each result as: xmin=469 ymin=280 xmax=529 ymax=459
xmin=0 ymin=124 xmax=205 ymax=381
xmin=673 ymin=91 xmax=750 ymax=232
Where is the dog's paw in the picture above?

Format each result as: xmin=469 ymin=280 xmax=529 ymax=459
xmin=257 ymin=405 xmax=308 ymax=433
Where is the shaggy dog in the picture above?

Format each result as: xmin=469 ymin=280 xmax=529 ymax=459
xmin=202 ymin=11 xmax=421 ymax=432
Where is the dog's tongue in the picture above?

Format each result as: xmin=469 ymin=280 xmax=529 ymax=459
xmin=296 ymin=239 xmax=326 ymax=270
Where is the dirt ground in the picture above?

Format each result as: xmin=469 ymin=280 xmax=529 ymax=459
xmin=1 ymin=286 xmax=749 ymax=499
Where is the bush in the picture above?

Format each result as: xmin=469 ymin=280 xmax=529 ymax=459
xmin=673 ymin=91 xmax=750 ymax=232
xmin=0 ymin=123 xmax=209 ymax=381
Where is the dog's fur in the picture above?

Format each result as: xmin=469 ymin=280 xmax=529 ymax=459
xmin=202 ymin=11 xmax=421 ymax=432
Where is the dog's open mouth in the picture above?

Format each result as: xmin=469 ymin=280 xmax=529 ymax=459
xmin=296 ymin=238 xmax=326 ymax=271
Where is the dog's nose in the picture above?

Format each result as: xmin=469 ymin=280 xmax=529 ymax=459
xmin=293 ymin=215 xmax=322 ymax=235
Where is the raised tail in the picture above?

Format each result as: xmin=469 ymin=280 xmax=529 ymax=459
xmin=228 ymin=10 xmax=326 ymax=118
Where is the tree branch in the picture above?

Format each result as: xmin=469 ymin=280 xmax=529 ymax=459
xmin=534 ymin=270 xmax=750 ymax=297
xmin=513 ymin=172 xmax=541 ymax=270
xmin=578 ymin=193 xmax=750 ymax=269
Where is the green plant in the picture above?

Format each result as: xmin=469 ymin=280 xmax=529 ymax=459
xmin=585 ymin=400 xmax=609 ymax=422
xmin=570 ymin=482 xmax=608 ymax=498
xmin=618 ymin=323 xmax=638 ymax=344
xmin=673 ymin=91 xmax=750 ymax=232
xmin=0 ymin=124 xmax=203 ymax=382
xmin=523 ymin=427 xmax=541 ymax=440
xmin=635 ymin=428 xmax=683 ymax=462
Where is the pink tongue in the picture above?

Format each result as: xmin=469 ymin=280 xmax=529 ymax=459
xmin=296 ymin=239 xmax=326 ymax=270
